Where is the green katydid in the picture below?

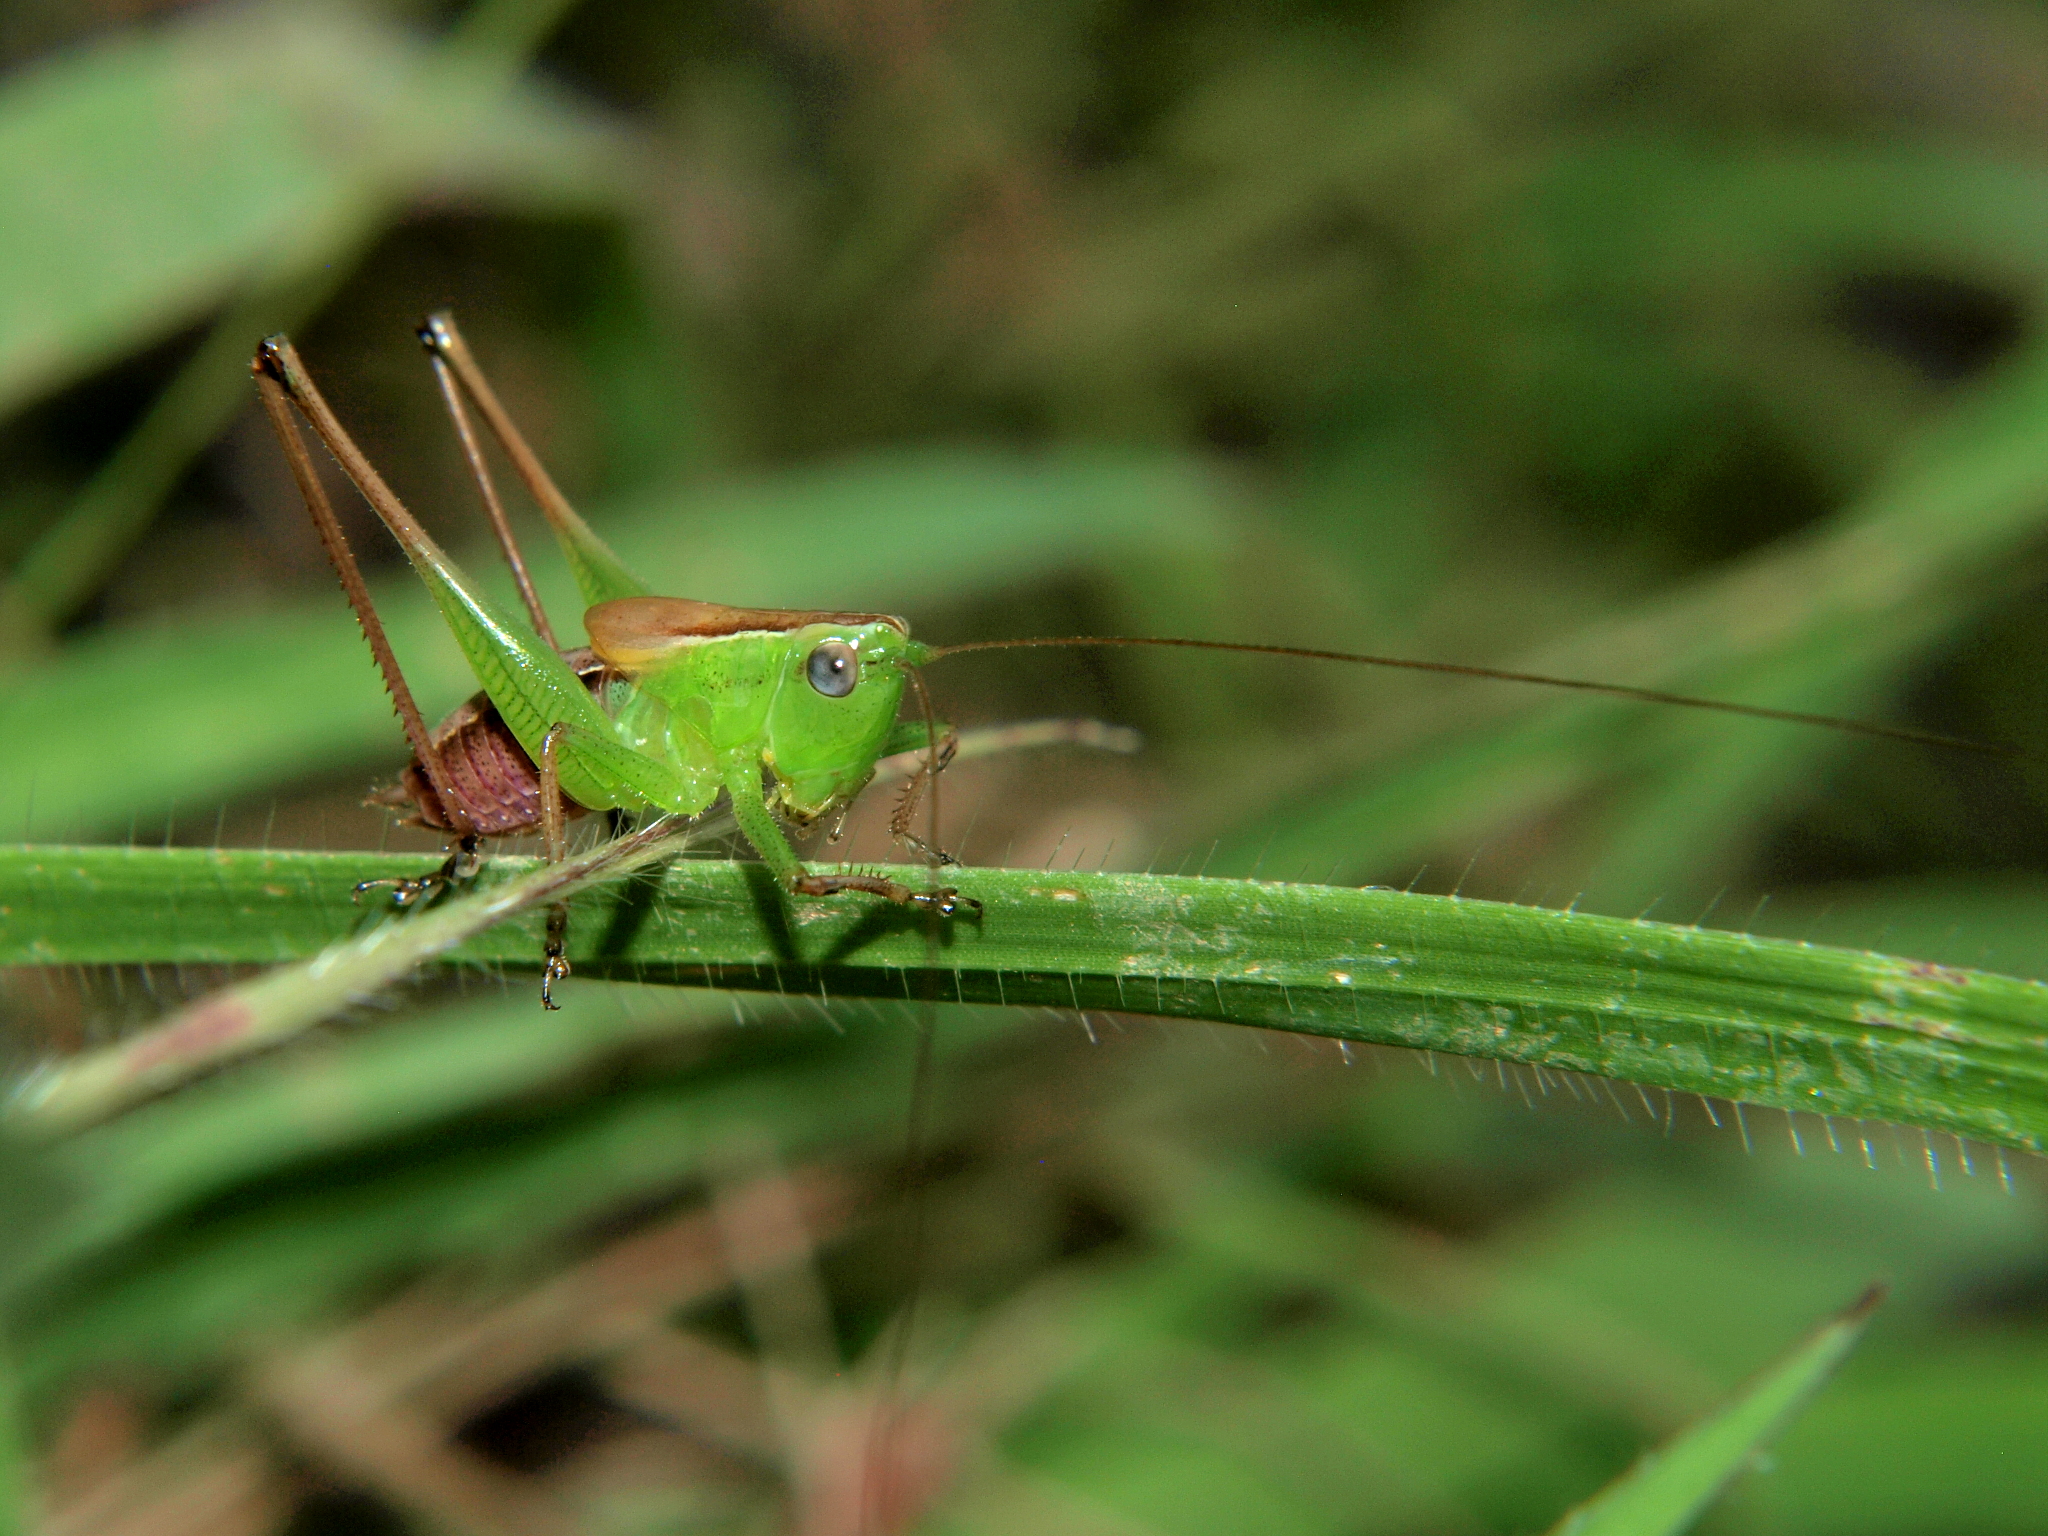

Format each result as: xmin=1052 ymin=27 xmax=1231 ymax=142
xmin=254 ymin=318 xmax=981 ymax=1007
xmin=251 ymin=314 xmax=2008 ymax=1009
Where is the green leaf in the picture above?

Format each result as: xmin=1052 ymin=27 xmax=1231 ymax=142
xmin=10 ymin=846 xmax=2048 ymax=1154
xmin=0 ymin=0 xmax=617 ymax=639
xmin=0 ymin=0 xmax=621 ymax=421
xmin=1747 ymin=1336 xmax=2048 ymax=1534
xmin=1547 ymin=1287 xmax=1883 ymax=1536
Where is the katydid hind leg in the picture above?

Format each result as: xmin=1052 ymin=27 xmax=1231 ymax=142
xmin=255 ymin=334 xmax=622 ymax=809
xmin=417 ymin=312 xmax=648 ymax=608
xmin=253 ymin=357 xmax=476 ymax=839
xmin=257 ymin=343 xmax=503 ymax=907
xmin=422 ymin=333 xmax=557 ymax=648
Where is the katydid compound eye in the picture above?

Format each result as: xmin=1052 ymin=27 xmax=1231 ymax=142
xmin=806 ymin=639 xmax=859 ymax=697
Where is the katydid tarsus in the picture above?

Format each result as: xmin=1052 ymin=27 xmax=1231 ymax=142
xmin=251 ymin=314 xmax=2010 ymax=1010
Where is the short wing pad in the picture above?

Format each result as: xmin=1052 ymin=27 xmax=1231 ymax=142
xmin=586 ymin=596 xmax=909 ymax=673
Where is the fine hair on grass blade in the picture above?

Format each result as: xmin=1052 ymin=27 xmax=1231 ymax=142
xmin=1547 ymin=1286 xmax=1886 ymax=1536
xmin=0 ymin=720 xmax=1129 ymax=1134
xmin=12 ymin=850 xmax=2048 ymax=1156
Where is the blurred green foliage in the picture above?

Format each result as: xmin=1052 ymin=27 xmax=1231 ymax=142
xmin=8 ymin=0 xmax=2048 ymax=1531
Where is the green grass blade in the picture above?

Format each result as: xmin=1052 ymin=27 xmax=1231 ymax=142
xmin=9 ymin=845 xmax=2048 ymax=1153
xmin=7 ymin=824 xmax=695 ymax=1130
xmin=1548 ymin=1287 xmax=1884 ymax=1536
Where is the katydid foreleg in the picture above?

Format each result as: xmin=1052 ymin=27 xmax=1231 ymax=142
xmin=888 ymin=730 xmax=959 ymax=868
xmin=423 ymin=322 xmax=558 ymax=648
xmin=881 ymin=706 xmax=962 ymax=872
xmin=417 ymin=311 xmax=649 ymax=608
xmin=719 ymin=756 xmax=977 ymax=915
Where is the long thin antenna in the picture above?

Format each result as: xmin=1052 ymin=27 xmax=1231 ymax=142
xmin=929 ymin=635 xmax=2012 ymax=757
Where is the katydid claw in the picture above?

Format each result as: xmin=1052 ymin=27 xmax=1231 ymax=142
xmin=541 ymin=904 xmax=571 ymax=1010
xmin=540 ymin=950 xmax=570 ymax=1009
xmin=353 ymin=873 xmax=445 ymax=908
xmin=351 ymin=835 xmax=481 ymax=909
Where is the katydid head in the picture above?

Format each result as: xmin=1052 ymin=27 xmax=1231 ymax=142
xmin=769 ymin=620 xmax=932 ymax=819
xmin=584 ymin=595 xmax=939 ymax=822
